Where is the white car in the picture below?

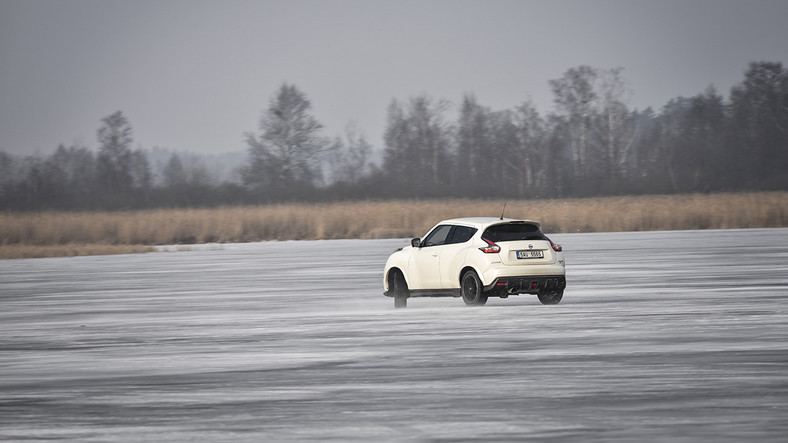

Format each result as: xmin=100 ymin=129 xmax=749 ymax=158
xmin=383 ymin=217 xmax=566 ymax=308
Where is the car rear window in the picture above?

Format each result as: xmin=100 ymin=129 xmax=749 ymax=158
xmin=482 ymin=223 xmax=547 ymax=242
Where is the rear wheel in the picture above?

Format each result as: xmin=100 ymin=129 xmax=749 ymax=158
xmin=461 ymin=271 xmax=488 ymax=306
xmin=538 ymin=290 xmax=563 ymax=305
xmin=388 ymin=270 xmax=409 ymax=309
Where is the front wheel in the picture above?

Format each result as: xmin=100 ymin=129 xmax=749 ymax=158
xmin=388 ymin=270 xmax=409 ymax=309
xmin=538 ymin=290 xmax=563 ymax=305
xmin=461 ymin=271 xmax=488 ymax=306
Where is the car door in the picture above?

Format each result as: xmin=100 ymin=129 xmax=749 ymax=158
xmin=408 ymin=225 xmax=452 ymax=289
xmin=440 ymin=225 xmax=476 ymax=288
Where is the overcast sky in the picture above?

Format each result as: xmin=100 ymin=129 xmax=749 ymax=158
xmin=1 ymin=0 xmax=787 ymax=156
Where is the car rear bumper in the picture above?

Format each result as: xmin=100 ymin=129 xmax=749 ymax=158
xmin=481 ymin=263 xmax=565 ymax=285
xmin=484 ymin=275 xmax=566 ymax=295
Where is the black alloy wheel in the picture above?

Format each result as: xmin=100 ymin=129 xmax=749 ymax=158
xmin=537 ymin=290 xmax=563 ymax=305
xmin=461 ymin=271 xmax=488 ymax=306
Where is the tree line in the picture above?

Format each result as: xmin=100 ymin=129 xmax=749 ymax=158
xmin=1 ymin=61 xmax=786 ymax=210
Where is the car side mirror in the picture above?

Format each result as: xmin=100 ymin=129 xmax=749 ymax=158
xmin=411 ymin=238 xmax=421 ymax=248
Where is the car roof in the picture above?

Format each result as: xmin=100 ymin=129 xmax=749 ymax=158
xmin=437 ymin=217 xmax=541 ymax=229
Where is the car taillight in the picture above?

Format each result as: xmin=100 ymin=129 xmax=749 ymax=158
xmin=549 ymin=238 xmax=562 ymax=252
xmin=479 ymin=238 xmax=501 ymax=253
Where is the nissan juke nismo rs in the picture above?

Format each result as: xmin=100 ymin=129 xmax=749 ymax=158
xmin=383 ymin=217 xmax=566 ymax=308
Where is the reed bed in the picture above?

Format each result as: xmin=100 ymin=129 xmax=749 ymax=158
xmin=1 ymin=192 xmax=786 ymax=259
xmin=0 ymin=244 xmax=156 ymax=260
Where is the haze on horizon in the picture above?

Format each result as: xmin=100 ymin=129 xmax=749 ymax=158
xmin=1 ymin=0 xmax=787 ymax=157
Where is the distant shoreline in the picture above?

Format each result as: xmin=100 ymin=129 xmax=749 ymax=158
xmin=2 ymin=192 xmax=786 ymax=259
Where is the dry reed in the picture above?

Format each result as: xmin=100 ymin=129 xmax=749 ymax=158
xmin=1 ymin=192 xmax=786 ymax=259
xmin=0 ymin=244 xmax=156 ymax=260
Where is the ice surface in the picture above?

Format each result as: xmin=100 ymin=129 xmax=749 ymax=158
xmin=1 ymin=230 xmax=787 ymax=441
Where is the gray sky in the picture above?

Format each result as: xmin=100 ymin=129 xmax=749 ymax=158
xmin=2 ymin=0 xmax=787 ymax=156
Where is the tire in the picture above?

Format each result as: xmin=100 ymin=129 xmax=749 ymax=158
xmin=538 ymin=290 xmax=563 ymax=305
xmin=388 ymin=270 xmax=409 ymax=309
xmin=461 ymin=271 xmax=488 ymax=306
xmin=394 ymin=296 xmax=407 ymax=309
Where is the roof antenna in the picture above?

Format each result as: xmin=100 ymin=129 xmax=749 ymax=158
xmin=500 ymin=201 xmax=507 ymax=220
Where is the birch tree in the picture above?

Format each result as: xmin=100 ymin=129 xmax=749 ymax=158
xmin=728 ymin=61 xmax=788 ymax=185
xmin=456 ymin=94 xmax=490 ymax=193
xmin=595 ymin=68 xmax=636 ymax=179
xmin=96 ymin=111 xmax=133 ymax=193
xmin=327 ymin=124 xmax=372 ymax=185
xmin=514 ymin=100 xmax=548 ymax=196
xmin=382 ymin=94 xmax=452 ymax=193
xmin=549 ymin=66 xmax=597 ymax=179
xmin=243 ymin=83 xmax=325 ymax=195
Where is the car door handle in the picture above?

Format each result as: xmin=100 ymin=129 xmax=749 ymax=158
xmin=432 ymin=253 xmax=439 ymax=257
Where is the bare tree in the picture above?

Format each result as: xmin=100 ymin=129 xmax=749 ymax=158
xmin=327 ymin=123 xmax=372 ymax=185
xmin=382 ymin=94 xmax=452 ymax=194
xmin=129 ymin=148 xmax=152 ymax=192
xmin=243 ymin=83 xmax=325 ymax=195
xmin=729 ymin=61 xmax=788 ymax=185
xmin=96 ymin=111 xmax=133 ymax=193
xmin=514 ymin=100 xmax=548 ymax=196
xmin=456 ymin=94 xmax=488 ymax=190
xmin=550 ymin=66 xmax=597 ymax=179
xmin=162 ymin=154 xmax=187 ymax=189
xmin=595 ymin=67 xmax=636 ymax=179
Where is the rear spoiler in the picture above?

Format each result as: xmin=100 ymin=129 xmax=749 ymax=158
xmin=501 ymin=219 xmax=541 ymax=228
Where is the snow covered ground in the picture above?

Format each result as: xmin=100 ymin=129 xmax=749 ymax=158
xmin=1 ymin=229 xmax=787 ymax=441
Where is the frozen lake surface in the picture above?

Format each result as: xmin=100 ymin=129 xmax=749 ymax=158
xmin=1 ymin=229 xmax=787 ymax=442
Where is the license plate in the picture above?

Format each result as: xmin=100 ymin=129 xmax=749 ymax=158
xmin=517 ymin=250 xmax=544 ymax=259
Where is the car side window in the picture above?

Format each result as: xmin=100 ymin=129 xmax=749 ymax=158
xmin=448 ymin=226 xmax=477 ymax=244
xmin=422 ymin=225 xmax=453 ymax=247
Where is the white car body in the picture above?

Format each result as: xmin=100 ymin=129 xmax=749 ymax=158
xmin=383 ymin=217 xmax=566 ymax=308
